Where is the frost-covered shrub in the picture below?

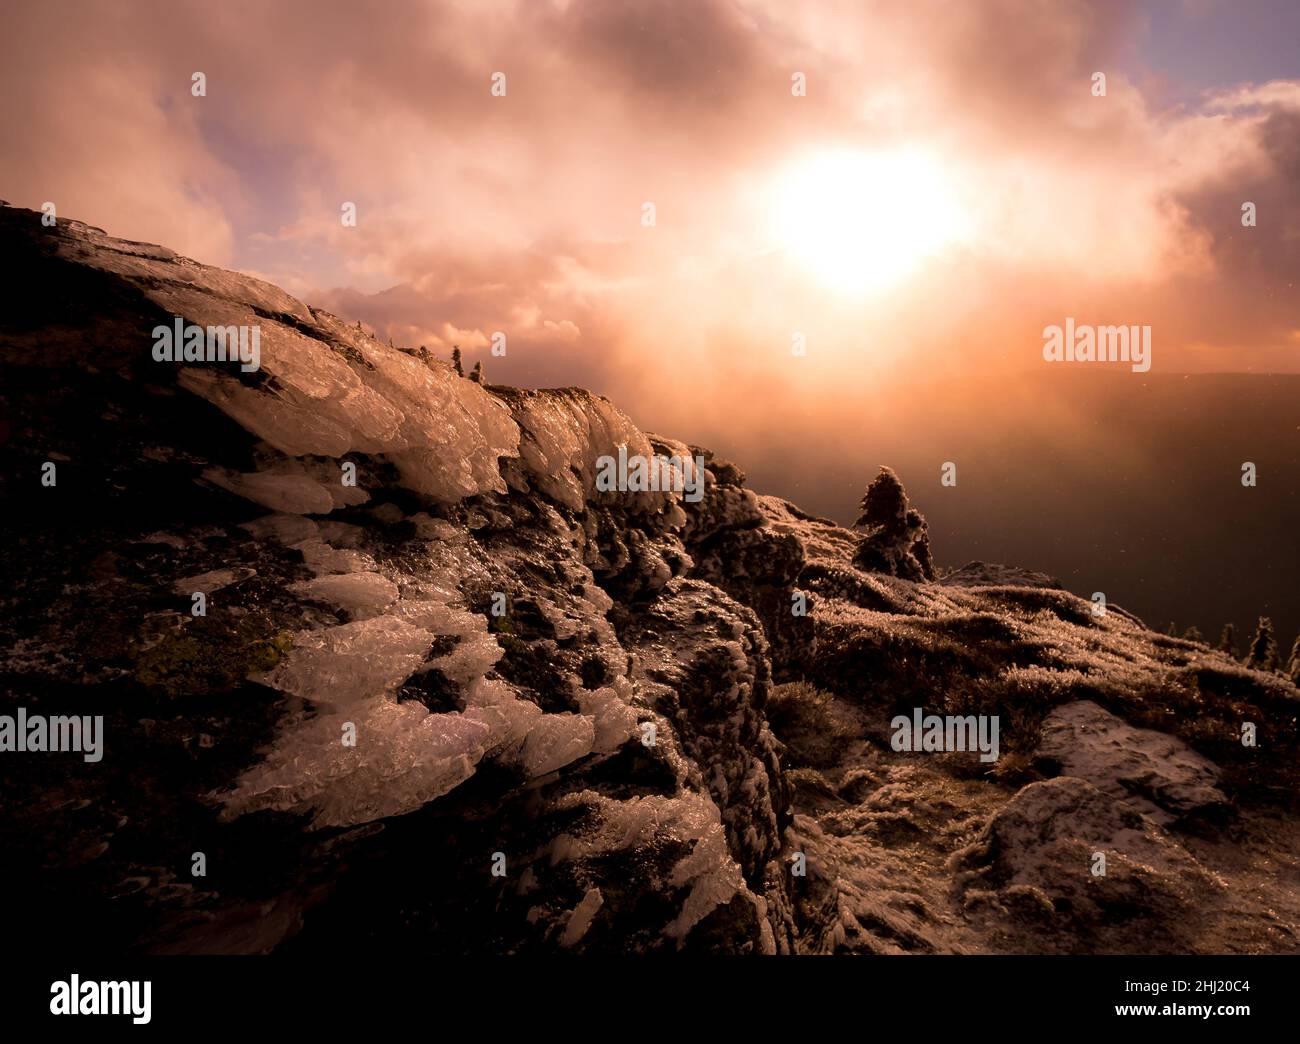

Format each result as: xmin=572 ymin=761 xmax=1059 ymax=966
xmin=851 ymin=467 xmax=935 ymax=581
xmin=1246 ymin=616 xmax=1279 ymax=672
xmin=766 ymin=681 xmax=856 ymax=768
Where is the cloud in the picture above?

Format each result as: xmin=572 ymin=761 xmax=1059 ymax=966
xmin=2 ymin=0 xmax=1297 ymax=440
xmin=0 ymin=2 xmax=241 ymax=263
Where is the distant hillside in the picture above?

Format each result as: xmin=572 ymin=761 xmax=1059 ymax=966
xmin=704 ymin=371 xmax=1300 ymax=647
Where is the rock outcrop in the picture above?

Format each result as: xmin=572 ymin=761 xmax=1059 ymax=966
xmin=0 ymin=207 xmax=791 ymax=954
xmin=951 ymin=777 xmax=1226 ymax=951
xmin=1035 ymin=700 xmax=1230 ymax=828
xmin=2 ymin=204 xmax=1298 ymax=955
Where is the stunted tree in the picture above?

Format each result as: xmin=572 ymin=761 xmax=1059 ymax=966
xmin=851 ymin=466 xmax=934 ymax=582
xmin=451 ymin=346 xmax=464 ymax=377
xmin=1246 ymin=616 xmax=1279 ymax=672
xmin=1217 ymin=623 xmax=1238 ymax=659
xmin=1182 ymin=625 xmax=1205 ymax=644
xmin=1287 ymin=633 xmax=1300 ymax=686
xmin=469 ymin=361 xmax=484 ymax=384
xmin=855 ymin=466 xmax=906 ymax=531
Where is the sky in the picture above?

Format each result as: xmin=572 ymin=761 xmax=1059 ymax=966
xmin=2 ymin=0 xmax=1298 ymax=637
xmin=3 ymin=1 xmax=1297 ymax=391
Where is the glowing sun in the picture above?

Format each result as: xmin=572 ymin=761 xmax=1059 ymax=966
xmin=771 ymin=148 xmax=968 ymax=295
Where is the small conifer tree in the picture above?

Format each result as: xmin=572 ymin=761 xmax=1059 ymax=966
xmin=851 ymin=467 xmax=934 ymax=581
xmin=1217 ymin=623 xmax=1237 ymax=659
xmin=1287 ymin=633 xmax=1300 ymax=685
xmin=1246 ymin=616 xmax=1279 ymax=672
xmin=855 ymin=467 xmax=909 ymax=533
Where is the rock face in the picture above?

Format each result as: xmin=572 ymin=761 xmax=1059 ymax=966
xmin=0 ymin=207 xmax=791 ymax=954
xmin=951 ymin=777 xmax=1226 ymax=949
xmin=2 ymin=204 xmax=1298 ymax=955
xmin=1036 ymin=700 xmax=1229 ymax=828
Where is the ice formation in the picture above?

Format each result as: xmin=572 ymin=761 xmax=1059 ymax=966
xmin=176 ymin=320 xmax=519 ymax=503
xmin=222 ymin=604 xmax=482 ymax=826
xmin=577 ymin=684 xmax=639 ymax=754
xmin=506 ymin=389 xmax=689 ymax=521
xmin=559 ymin=888 xmax=605 ymax=948
xmin=220 ymin=518 xmax=620 ymax=825
xmin=519 ymin=714 xmax=596 ymax=778
xmin=257 ymin=616 xmax=436 ymax=708
xmin=172 ymin=568 xmax=250 ymax=596
xmin=203 ymin=466 xmax=337 ymax=515
xmin=287 ymin=573 xmax=399 ymax=613
xmin=548 ymin=791 xmax=753 ymax=946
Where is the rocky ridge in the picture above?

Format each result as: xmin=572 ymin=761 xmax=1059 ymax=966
xmin=2 ymin=205 xmax=1297 ymax=955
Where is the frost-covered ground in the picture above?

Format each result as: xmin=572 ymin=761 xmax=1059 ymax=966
xmin=734 ymin=499 xmax=1300 ymax=953
xmin=1 ymin=203 xmax=1296 ymax=955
